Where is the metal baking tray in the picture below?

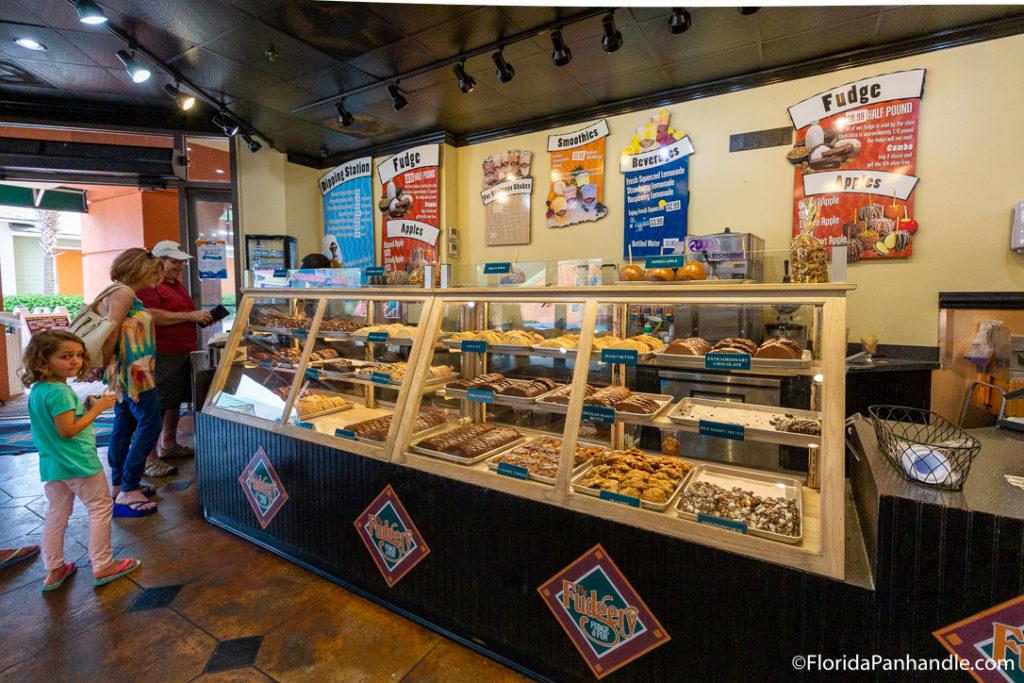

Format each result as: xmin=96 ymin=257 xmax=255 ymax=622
xmin=667 ymin=397 xmax=821 ymax=448
xmin=675 ymin=463 xmax=804 ymax=545
xmin=350 ymin=334 xmax=416 ymax=346
xmin=294 ymin=402 xmax=354 ymax=420
xmin=316 ymin=330 xmax=354 ymax=340
xmin=652 ymin=348 xmax=813 ymax=369
xmin=410 ymin=427 xmax=525 ymax=465
xmin=444 ymin=381 xmax=563 ymax=406
xmin=485 ymin=437 xmax=605 ymax=485
xmin=534 ymin=393 xmax=573 ymax=413
xmin=530 ymin=343 xmax=656 ymax=362
xmin=570 ymin=452 xmax=693 ymax=511
xmin=611 ymin=393 xmax=675 ymax=422
xmin=612 ymin=279 xmax=752 ymax=286
xmin=346 ymin=414 xmax=463 ymax=445
xmin=349 ymin=370 xmax=458 ymax=388
xmin=248 ymin=325 xmax=295 ymax=335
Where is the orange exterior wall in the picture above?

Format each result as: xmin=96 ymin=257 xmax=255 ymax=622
xmin=56 ymin=250 xmax=84 ymax=295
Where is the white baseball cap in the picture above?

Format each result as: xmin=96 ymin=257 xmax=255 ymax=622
xmin=151 ymin=240 xmax=193 ymax=260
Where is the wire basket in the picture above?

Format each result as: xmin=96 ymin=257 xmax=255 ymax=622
xmin=868 ymin=405 xmax=981 ymax=491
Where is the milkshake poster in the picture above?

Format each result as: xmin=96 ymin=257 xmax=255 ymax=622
xmin=788 ymin=69 xmax=925 ymax=260
xmin=319 ymin=157 xmax=374 ymax=268
xmin=546 ymin=120 xmax=609 ymax=228
xmin=482 ymin=149 xmax=533 ymax=246
xmin=620 ymin=109 xmax=693 ymax=259
xmin=376 ymin=144 xmax=440 ymax=284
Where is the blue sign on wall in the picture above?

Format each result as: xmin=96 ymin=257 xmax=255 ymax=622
xmin=620 ymin=134 xmax=694 ymax=259
xmin=321 ymin=157 xmax=375 ymax=268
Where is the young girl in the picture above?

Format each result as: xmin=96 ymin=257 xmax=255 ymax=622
xmin=23 ymin=330 xmax=142 ymax=591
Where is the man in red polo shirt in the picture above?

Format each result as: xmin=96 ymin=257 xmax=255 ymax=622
xmin=137 ymin=241 xmax=212 ymax=476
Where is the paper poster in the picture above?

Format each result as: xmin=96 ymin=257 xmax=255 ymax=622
xmin=788 ymin=69 xmax=924 ymax=260
xmin=377 ymin=144 xmax=440 ymax=285
xmin=320 ymin=157 xmax=374 ymax=268
xmin=546 ymin=120 xmax=609 ymax=228
xmin=482 ymin=149 xmax=533 ymax=245
xmin=196 ymin=240 xmax=227 ymax=279
xmin=23 ymin=314 xmax=69 ymax=336
xmin=620 ymin=109 xmax=693 ymax=259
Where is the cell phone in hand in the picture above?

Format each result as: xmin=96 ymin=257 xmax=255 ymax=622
xmin=199 ymin=304 xmax=230 ymax=328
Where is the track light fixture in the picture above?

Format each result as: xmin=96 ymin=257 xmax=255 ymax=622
xmin=738 ymin=7 xmax=761 ymax=15
xmin=212 ymin=113 xmax=240 ymax=137
xmin=164 ymin=83 xmax=195 ymax=110
xmin=335 ymin=100 xmax=354 ymax=127
xmin=74 ymin=0 xmax=108 ymax=25
xmin=669 ymin=8 xmax=692 ymax=34
xmin=115 ymin=49 xmax=150 ymax=83
xmin=452 ymin=61 xmax=476 ymax=94
xmin=387 ymin=82 xmax=408 ymax=111
xmin=241 ymin=131 xmax=262 ymax=153
xmin=550 ymin=29 xmax=572 ymax=67
xmin=492 ymin=49 xmax=515 ymax=83
xmin=601 ymin=12 xmax=623 ymax=54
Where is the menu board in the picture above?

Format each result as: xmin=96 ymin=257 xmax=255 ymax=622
xmin=788 ymin=69 xmax=924 ymax=260
xmin=620 ymin=109 xmax=693 ymax=259
xmin=320 ymin=157 xmax=375 ymax=268
xmin=546 ymin=120 xmax=609 ymax=228
xmin=481 ymin=149 xmax=533 ymax=245
xmin=377 ymin=144 xmax=440 ymax=284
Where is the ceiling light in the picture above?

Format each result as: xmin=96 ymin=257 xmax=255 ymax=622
xmin=452 ymin=61 xmax=475 ymax=94
xmin=669 ymin=8 xmax=692 ymax=34
xmin=387 ymin=82 xmax=407 ymax=111
xmin=492 ymin=49 xmax=515 ymax=83
xmin=550 ymin=29 xmax=572 ymax=67
xmin=212 ymin=113 xmax=240 ymax=137
xmin=164 ymin=83 xmax=195 ymax=110
xmin=738 ymin=7 xmax=761 ymax=15
xmin=115 ymin=50 xmax=150 ymax=83
xmin=241 ymin=132 xmax=262 ymax=153
xmin=74 ymin=0 xmax=108 ymax=24
xmin=335 ymin=100 xmax=354 ymax=127
xmin=601 ymin=12 xmax=623 ymax=54
xmin=14 ymin=38 xmax=46 ymax=51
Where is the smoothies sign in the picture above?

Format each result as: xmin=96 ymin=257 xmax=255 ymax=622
xmin=320 ymin=157 xmax=374 ymax=268
xmin=377 ymin=144 xmax=440 ymax=282
xmin=620 ymin=109 xmax=693 ymax=258
xmin=546 ymin=120 xmax=609 ymax=228
xmin=482 ymin=149 xmax=533 ymax=245
xmin=788 ymin=69 xmax=924 ymax=260
xmin=354 ymin=485 xmax=430 ymax=587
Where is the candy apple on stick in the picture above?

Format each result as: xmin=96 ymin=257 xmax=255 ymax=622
xmin=897 ymin=206 xmax=918 ymax=235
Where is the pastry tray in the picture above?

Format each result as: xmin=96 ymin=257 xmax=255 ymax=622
xmin=249 ymin=325 xmax=296 ymax=335
xmin=440 ymin=339 xmax=535 ymax=353
xmin=534 ymin=391 xmax=674 ymax=422
xmin=349 ymin=370 xmax=458 ymax=388
xmin=530 ymin=344 xmax=655 ymax=362
xmin=347 ymin=414 xmax=465 ymax=446
xmin=294 ymin=402 xmax=354 ymax=420
xmin=485 ymin=437 xmax=605 ymax=485
xmin=612 ymin=279 xmax=752 ymax=286
xmin=410 ymin=428 xmax=526 ymax=465
xmin=444 ymin=381 xmax=563 ymax=406
xmin=675 ymin=463 xmax=804 ymax=545
xmin=350 ymin=334 xmax=416 ymax=346
xmin=570 ymin=453 xmax=693 ymax=511
xmin=652 ymin=349 xmax=813 ymax=369
xmin=667 ymin=397 xmax=822 ymax=448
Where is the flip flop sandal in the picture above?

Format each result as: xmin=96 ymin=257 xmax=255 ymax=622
xmin=42 ymin=562 xmax=76 ymax=592
xmin=0 ymin=546 xmax=40 ymax=570
xmin=110 ymin=487 xmax=157 ymax=500
xmin=93 ymin=558 xmax=141 ymax=586
xmin=113 ymin=500 xmax=158 ymax=517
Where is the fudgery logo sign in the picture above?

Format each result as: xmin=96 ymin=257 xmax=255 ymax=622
xmin=934 ymin=594 xmax=1024 ymax=682
xmin=238 ymin=446 xmax=288 ymax=529
xmin=354 ymin=485 xmax=429 ymax=587
xmin=538 ymin=544 xmax=669 ymax=679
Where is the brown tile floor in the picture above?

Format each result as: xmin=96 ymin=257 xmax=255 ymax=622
xmin=0 ymin=424 xmax=533 ymax=682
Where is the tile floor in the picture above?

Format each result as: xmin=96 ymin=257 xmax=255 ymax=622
xmin=0 ymin=422 xmax=532 ymax=682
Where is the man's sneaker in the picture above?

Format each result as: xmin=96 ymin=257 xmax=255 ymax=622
xmin=144 ymin=458 xmax=178 ymax=477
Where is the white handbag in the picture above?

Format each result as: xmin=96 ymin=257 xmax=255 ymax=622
xmin=67 ymin=283 xmax=127 ymax=364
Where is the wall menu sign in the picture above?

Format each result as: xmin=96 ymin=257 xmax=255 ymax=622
xmin=538 ymin=544 xmax=670 ymax=679
xmin=354 ymin=485 xmax=430 ymax=587
xmin=481 ymin=149 xmax=533 ymax=246
xmin=788 ymin=69 xmax=924 ymax=260
xmin=238 ymin=446 xmax=289 ymax=529
xmin=377 ymin=144 xmax=440 ymax=282
xmin=620 ymin=109 xmax=693 ymax=259
xmin=320 ymin=157 xmax=375 ymax=268
xmin=546 ymin=120 xmax=609 ymax=228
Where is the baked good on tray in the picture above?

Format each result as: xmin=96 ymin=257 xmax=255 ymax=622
xmin=754 ymin=338 xmax=804 ymax=360
xmin=663 ymin=338 xmax=712 ymax=355
xmin=613 ymin=395 xmax=661 ymax=414
xmin=493 ymin=437 xmax=603 ymax=478
xmin=448 ymin=373 xmax=504 ymax=390
xmin=446 ymin=427 xmax=521 ymax=459
xmin=542 ymin=384 xmax=596 ymax=405
xmin=584 ymin=385 xmax=632 ymax=408
xmin=576 ymin=448 xmax=692 ymax=504
xmin=418 ymin=423 xmax=497 ymax=451
xmin=678 ymin=481 xmax=800 ymax=537
xmin=711 ymin=337 xmax=758 ymax=355
xmin=769 ymin=414 xmax=821 ymax=435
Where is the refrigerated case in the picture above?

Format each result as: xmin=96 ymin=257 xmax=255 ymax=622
xmin=244 ymin=234 xmax=297 ymax=271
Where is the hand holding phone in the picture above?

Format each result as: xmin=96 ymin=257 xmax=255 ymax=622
xmin=199 ymin=304 xmax=230 ymax=328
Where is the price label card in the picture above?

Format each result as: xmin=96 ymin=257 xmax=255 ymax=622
xmin=497 ymin=462 xmax=530 ymax=480
xmin=705 ymin=352 xmax=752 ymax=371
xmin=334 ymin=428 xmax=356 ymax=440
xmin=304 ymin=368 xmax=319 ymax=381
xmin=699 ymin=420 xmax=746 ymax=441
xmin=291 ymin=329 xmax=308 ymax=339
xmin=601 ymin=349 xmax=638 ymax=365
xmin=484 ymin=262 xmax=512 ymax=274
xmin=273 ymin=269 xmax=288 ymax=278
xmin=257 ymin=360 xmax=274 ymax=369
xmin=599 ymin=490 xmax=641 ymax=508
xmin=697 ymin=513 xmax=748 ymax=534
xmin=461 ymin=340 xmax=488 ymax=353
xmin=582 ymin=405 xmax=616 ymax=424
xmin=371 ymin=372 xmax=393 ymax=385
xmin=467 ymin=388 xmax=495 ymax=404
xmin=644 ymin=254 xmax=687 ymax=269
xmin=296 ymin=421 xmax=314 ymax=430
xmin=366 ymin=332 xmax=389 ymax=343
xmin=365 ymin=266 xmax=386 ymax=277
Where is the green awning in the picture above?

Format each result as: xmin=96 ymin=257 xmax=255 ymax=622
xmin=0 ymin=184 xmax=87 ymax=213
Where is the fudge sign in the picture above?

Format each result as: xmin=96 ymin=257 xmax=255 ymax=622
xmin=376 ymin=144 xmax=441 ymax=282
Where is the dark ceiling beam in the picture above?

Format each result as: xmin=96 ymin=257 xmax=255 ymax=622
xmin=0 ymin=94 xmax=221 ymax=135
xmin=0 ymin=137 xmax=175 ymax=177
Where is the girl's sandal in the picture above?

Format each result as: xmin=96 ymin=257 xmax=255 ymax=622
xmin=42 ymin=562 xmax=76 ymax=592
xmin=93 ymin=558 xmax=141 ymax=586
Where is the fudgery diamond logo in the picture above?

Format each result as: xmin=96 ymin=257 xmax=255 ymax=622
xmin=354 ymin=485 xmax=429 ymax=587
xmin=934 ymin=594 xmax=1024 ymax=682
xmin=238 ymin=446 xmax=288 ymax=529
xmin=538 ymin=544 xmax=669 ymax=679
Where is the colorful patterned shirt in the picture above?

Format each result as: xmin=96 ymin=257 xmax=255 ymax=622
xmin=102 ymin=295 xmax=156 ymax=402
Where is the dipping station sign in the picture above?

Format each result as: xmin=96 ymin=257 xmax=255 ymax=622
xmin=788 ymin=69 xmax=925 ymax=260
xmin=538 ymin=544 xmax=670 ymax=678
xmin=377 ymin=144 xmax=440 ymax=279
xmin=320 ymin=157 xmax=374 ymax=268
xmin=354 ymin=485 xmax=430 ymax=587
xmin=238 ymin=446 xmax=289 ymax=529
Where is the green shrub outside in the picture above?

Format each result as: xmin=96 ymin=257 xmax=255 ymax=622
xmin=2 ymin=294 xmax=84 ymax=319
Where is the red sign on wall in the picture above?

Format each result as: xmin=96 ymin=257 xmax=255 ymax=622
xmin=376 ymin=144 xmax=440 ymax=284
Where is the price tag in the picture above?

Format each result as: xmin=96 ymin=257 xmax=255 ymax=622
xmin=335 ymin=428 xmax=356 ymax=440
xmin=644 ymin=254 xmax=687 ymax=269
xmin=366 ymin=332 xmax=389 ymax=343
xmin=461 ymin=340 xmax=488 ymax=353
xmin=291 ymin=329 xmax=308 ymax=339
xmin=296 ymin=421 xmax=313 ymax=430
xmin=497 ymin=462 xmax=530 ymax=480
xmin=697 ymin=513 xmax=748 ymax=534
xmin=705 ymin=352 xmax=752 ymax=371
xmin=582 ymin=405 xmax=616 ymax=424
xmin=273 ymin=269 xmax=288 ymax=278
xmin=484 ymin=262 xmax=512 ymax=274
xmin=365 ymin=267 xmax=385 ymax=277
xmin=599 ymin=490 xmax=641 ymax=508
xmin=699 ymin=420 xmax=745 ymax=441
xmin=371 ymin=372 xmax=393 ymax=385
xmin=467 ymin=388 xmax=495 ymax=404
xmin=600 ymin=349 xmax=638 ymax=365
xmin=257 ymin=360 xmax=274 ymax=369
xmin=304 ymin=368 xmax=319 ymax=381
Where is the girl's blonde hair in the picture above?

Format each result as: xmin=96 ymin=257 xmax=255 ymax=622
xmin=110 ymin=247 xmax=164 ymax=287
xmin=20 ymin=330 xmax=90 ymax=388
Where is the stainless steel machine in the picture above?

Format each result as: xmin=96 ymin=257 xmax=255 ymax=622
xmin=684 ymin=228 xmax=765 ymax=282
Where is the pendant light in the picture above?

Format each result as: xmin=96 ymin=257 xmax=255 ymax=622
xmin=336 ymin=100 xmax=354 ymax=127
xmin=738 ymin=7 xmax=761 ymax=15
xmin=241 ymin=132 xmax=262 ymax=153
xmin=669 ymin=8 xmax=692 ymax=34
xmin=212 ymin=113 xmax=240 ymax=137
xmin=115 ymin=50 xmax=150 ymax=83
xmin=601 ymin=12 xmax=623 ymax=54
xmin=550 ymin=29 xmax=572 ymax=67
xmin=74 ymin=0 xmax=108 ymax=25
xmin=164 ymin=83 xmax=195 ymax=110
xmin=492 ymin=49 xmax=515 ymax=83
xmin=387 ymin=82 xmax=408 ymax=111
xmin=452 ymin=61 xmax=476 ymax=94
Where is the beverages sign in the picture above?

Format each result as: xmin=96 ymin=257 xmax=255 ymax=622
xmin=354 ymin=485 xmax=430 ymax=587
xmin=238 ymin=446 xmax=289 ymax=529
xmin=538 ymin=544 xmax=670 ymax=679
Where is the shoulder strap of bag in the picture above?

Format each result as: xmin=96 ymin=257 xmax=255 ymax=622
xmin=88 ymin=283 xmax=132 ymax=315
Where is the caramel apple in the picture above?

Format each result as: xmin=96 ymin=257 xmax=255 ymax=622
xmin=619 ymin=264 xmax=644 ymax=281
xmin=645 ymin=267 xmax=676 ymax=281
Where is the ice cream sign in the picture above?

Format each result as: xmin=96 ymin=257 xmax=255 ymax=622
xmin=354 ymin=485 xmax=430 ymax=587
